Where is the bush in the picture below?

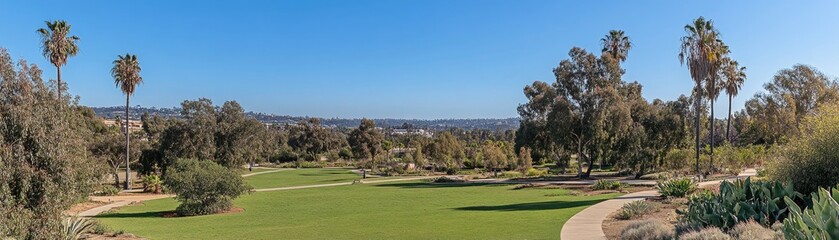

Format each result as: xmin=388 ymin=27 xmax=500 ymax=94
xmin=656 ymin=177 xmax=697 ymax=198
xmin=498 ymin=171 xmax=523 ymax=178
xmin=619 ymin=219 xmax=674 ymax=240
xmin=616 ymin=200 xmax=658 ymax=220
xmin=729 ymin=220 xmax=778 ymax=240
xmin=592 ymin=179 xmax=624 ymax=191
xmin=95 ymin=185 xmax=121 ymax=196
xmin=524 ymin=168 xmax=548 ymax=177
xmin=164 ymin=159 xmax=251 ymax=216
xmin=679 ymin=227 xmax=731 ymax=240
xmin=679 ymin=177 xmax=802 ymax=230
xmin=142 ymin=174 xmax=163 ymax=193
xmin=768 ymin=101 xmax=839 ymax=194
xmin=431 ymin=176 xmax=466 ymax=183
xmin=781 ymin=188 xmax=839 ymax=240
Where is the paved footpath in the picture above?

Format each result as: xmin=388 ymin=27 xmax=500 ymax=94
xmin=559 ymin=169 xmax=757 ymax=240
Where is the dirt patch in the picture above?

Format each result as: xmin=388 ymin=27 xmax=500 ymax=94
xmin=86 ymin=232 xmax=146 ymax=240
xmin=66 ymin=201 xmax=109 ymax=215
xmin=602 ymin=197 xmax=686 ymax=240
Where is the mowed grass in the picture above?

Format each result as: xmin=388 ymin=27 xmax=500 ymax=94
xmin=244 ymin=168 xmax=364 ymax=189
xmin=97 ymin=181 xmax=618 ymax=239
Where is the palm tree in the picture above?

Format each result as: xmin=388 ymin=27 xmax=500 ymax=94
xmin=37 ymin=20 xmax=80 ymax=99
xmin=600 ymin=30 xmax=632 ymax=62
xmin=679 ymin=17 xmax=727 ymax=176
xmin=721 ymin=58 xmax=746 ymax=142
xmin=111 ymin=54 xmax=143 ymax=190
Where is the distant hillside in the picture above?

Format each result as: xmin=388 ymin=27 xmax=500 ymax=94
xmin=90 ymin=106 xmax=520 ymax=131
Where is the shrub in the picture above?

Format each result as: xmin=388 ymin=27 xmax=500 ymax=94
xmin=431 ymin=176 xmax=465 ymax=183
xmin=164 ymin=159 xmax=251 ymax=216
xmin=781 ymin=188 xmax=839 ymax=240
xmin=616 ymin=200 xmax=658 ymax=220
xmin=768 ymin=101 xmax=839 ymax=194
xmin=592 ymin=179 xmax=624 ymax=190
xmin=679 ymin=177 xmax=802 ymax=230
xmin=525 ymin=168 xmax=548 ymax=177
xmin=619 ymin=219 xmax=674 ymax=240
xmin=95 ymin=185 xmax=121 ymax=196
xmin=142 ymin=174 xmax=163 ymax=193
xmin=656 ymin=177 xmax=697 ymax=198
xmin=729 ymin=220 xmax=778 ymax=240
xmin=679 ymin=227 xmax=731 ymax=240
xmin=498 ymin=171 xmax=523 ymax=178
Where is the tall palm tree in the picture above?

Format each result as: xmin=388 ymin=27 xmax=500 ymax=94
xmin=678 ymin=17 xmax=726 ymax=176
xmin=111 ymin=54 xmax=143 ymax=190
xmin=706 ymin=44 xmax=729 ymax=173
xmin=600 ymin=30 xmax=632 ymax=62
xmin=721 ymin=58 xmax=746 ymax=142
xmin=37 ymin=20 xmax=79 ymax=99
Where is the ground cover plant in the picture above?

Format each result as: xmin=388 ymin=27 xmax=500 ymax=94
xmin=96 ymin=181 xmax=618 ymax=239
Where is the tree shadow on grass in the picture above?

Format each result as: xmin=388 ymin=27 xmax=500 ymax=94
xmin=453 ymin=199 xmax=606 ymax=211
xmin=374 ymin=182 xmax=506 ymax=188
xmin=95 ymin=211 xmax=171 ymax=219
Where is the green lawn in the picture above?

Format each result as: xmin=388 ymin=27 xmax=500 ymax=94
xmin=97 ymin=181 xmax=618 ymax=239
xmin=244 ymin=168 xmax=365 ymax=189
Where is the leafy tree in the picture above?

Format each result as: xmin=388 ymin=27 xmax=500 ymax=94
xmin=425 ymin=131 xmax=465 ymax=173
xmin=159 ymin=98 xmax=218 ymax=169
xmin=215 ymin=101 xmax=273 ymax=168
xmin=515 ymin=81 xmax=563 ymax=167
xmin=518 ymin=147 xmax=533 ymax=173
xmin=288 ymin=118 xmax=331 ymax=162
xmin=743 ymin=65 xmax=839 ymax=144
xmin=0 ymin=49 xmax=98 ymax=239
xmin=348 ymin=118 xmax=384 ymax=166
xmin=481 ymin=141 xmax=507 ymax=177
xmin=679 ymin=16 xmax=728 ymax=175
xmin=37 ymin=20 xmax=79 ymax=99
xmin=164 ymin=159 xmax=250 ymax=216
xmin=111 ymin=53 xmax=143 ymax=189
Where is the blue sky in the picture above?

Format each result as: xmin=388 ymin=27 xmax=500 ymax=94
xmin=1 ymin=1 xmax=837 ymax=119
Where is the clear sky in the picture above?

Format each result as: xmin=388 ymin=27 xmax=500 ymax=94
xmin=1 ymin=1 xmax=837 ymax=119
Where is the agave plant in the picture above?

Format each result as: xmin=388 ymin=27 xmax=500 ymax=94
xmin=782 ymin=188 xmax=839 ymax=240
xmin=61 ymin=216 xmax=95 ymax=240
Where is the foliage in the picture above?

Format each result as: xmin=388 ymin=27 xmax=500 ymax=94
xmin=95 ymin=185 xmax=121 ymax=196
xmin=524 ymin=168 xmax=548 ymax=177
xmin=781 ymin=188 xmax=839 ymax=240
xmin=729 ymin=220 xmax=778 ymax=240
xmin=656 ymin=177 xmax=697 ymax=198
xmin=0 ymin=49 xmax=100 ymax=239
xmin=163 ymin=159 xmax=250 ymax=216
xmin=679 ymin=177 xmax=802 ymax=230
xmin=616 ymin=200 xmax=658 ymax=220
xmin=679 ymin=227 xmax=732 ymax=240
xmin=60 ymin=216 xmax=96 ymax=240
xmin=142 ymin=174 xmax=163 ymax=193
xmin=592 ymin=179 xmax=624 ymax=191
xmin=619 ymin=219 xmax=674 ymax=240
xmin=425 ymin=131 xmax=466 ymax=172
xmin=498 ymin=171 xmax=523 ymax=178
xmin=348 ymin=118 xmax=384 ymax=163
xmin=768 ymin=101 xmax=839 ymax=194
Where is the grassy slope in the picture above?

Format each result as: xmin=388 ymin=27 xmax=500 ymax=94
xmin=97 ymin=181 xmax=617 ymax=239
xmin=244 ymin=168 xmax=363 ymax=189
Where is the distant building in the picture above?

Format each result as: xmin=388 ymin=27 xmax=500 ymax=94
xmin=390 ymin=128 xmax=433 ymax=138
xmin=103 ymin=119 xmax=143 ymax=133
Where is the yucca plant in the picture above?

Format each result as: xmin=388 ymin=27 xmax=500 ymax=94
xmin=782 ymin=188 xmax=839 ymax=240
xmin=592 ymin=179 xmax=624 ymax=190
xmin=616 ymin=200 xmax=658 ymax=220
xmin=657 ymin=177 xmax=698 ymax=198
xmin=61 ymin=216 xmax=95 ymax=240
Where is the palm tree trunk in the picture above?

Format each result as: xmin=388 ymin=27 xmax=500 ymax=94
xmin=124 ymin=95 xmax=131 ymax=190
xmin=56 ymin=66 xmax=61 ymax=99
xmin=709 ymin=98 xmax=714 ymax=174
xmin=726 ymin=94 xmax=732 ymax=143
xmin=694 ymin=85 xmax=701 ymax=177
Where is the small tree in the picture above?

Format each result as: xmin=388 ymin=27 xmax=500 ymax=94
xmin=164 ymin=159 xmax=250 ymax=216
xmin=518 ymin=147 xmax=533 ymax=173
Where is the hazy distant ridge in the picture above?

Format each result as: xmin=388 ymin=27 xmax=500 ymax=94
xmin=90 ymin=106 xmax=519 ymax=130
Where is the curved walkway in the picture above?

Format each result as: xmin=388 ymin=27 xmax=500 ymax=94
xmin=559 ymin=169 xmax=757 ymax=240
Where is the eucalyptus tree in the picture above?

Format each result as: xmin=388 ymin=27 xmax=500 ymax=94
xmin=111 ymin=54 xmax=143 ymax=189
xmin=37 ymin=20 xmax=79 ymax=99
xmin=678 ymin=16 xmax=727 ymax=175
xmin=600 ymin=30 xmax=632 ymax=63
xmin=720 ymin=58 xmax=746 ymax=141
xmin=348 ymin=118 xmax=384 ymax=167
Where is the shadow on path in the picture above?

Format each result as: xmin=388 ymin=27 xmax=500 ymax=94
xmin=454 ymin=199 xmax=605 ymax=212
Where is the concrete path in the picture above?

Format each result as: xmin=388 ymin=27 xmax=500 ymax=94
xmin=559 ymin=169 xmax=757 ymax=240
xmin=79 ymin=194 xmax=174 ymax=217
